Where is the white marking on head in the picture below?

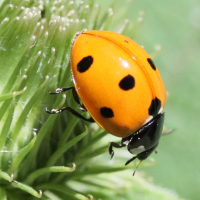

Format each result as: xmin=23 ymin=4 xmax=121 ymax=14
xmin=130 ymin=145 xmax=145 ymax=155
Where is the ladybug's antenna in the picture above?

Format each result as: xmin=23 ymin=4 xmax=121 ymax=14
xmin=133 ymin=160 xmax=142 ymax=176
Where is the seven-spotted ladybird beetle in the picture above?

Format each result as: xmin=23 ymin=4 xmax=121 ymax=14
xmin=46 ymin=30 xmax=167 ymax=174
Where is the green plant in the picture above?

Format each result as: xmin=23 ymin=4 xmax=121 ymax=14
xmin=0 ymin=0 xmax=184 ymax=199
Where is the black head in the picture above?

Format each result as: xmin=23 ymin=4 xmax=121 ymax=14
xmin=122 ymin=112 xmax=165 ymax=160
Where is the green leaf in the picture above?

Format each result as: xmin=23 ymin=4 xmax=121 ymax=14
xmin=0 ymin=171 xmax=13 ymax=182
xmin=7 ymin=132 xmax=37 ymax=174
xmin=38 ymin=183 xmax=91 ymax=200
xmin=0 ymin=187 xmax=7 ymax=200
xmin=12 ymin=181 xmax=42 ymax=198
xmin=24 ymin=164 xmax=76 ymax=185
xmin=46 ymin=126 xmax=88 ymax=167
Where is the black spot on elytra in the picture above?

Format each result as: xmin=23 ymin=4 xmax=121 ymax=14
xmin=147 ymin=58 xmax=156 ymax=70
xmin=100 ymin=107 xmax=114 ymax=118
xmin=124 ymin=40 xmax=129 ymax=43
xmin=148 ymin=97 xmax=161 ymax=116
xmin=119 ymin=75 xmax=135 ymax=90
xmin=77 ymin=56 xmax=93 ymax=72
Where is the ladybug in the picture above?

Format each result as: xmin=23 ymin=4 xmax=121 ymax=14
xmin=46 ymin=30 xmax=167 ymax=174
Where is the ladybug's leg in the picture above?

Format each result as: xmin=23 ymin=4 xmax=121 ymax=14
xmin=49 ymin=87 xmax=87 ymax=112
xmin=125 ymin=156 xmax=137 ymax=166
xmin=71 ymin=87 xmax=87 ymax=112
xmin=48 ymin=87 xmax=74 ymax=94
xmin=109 ymin=142 xmax=126 ymax=159
xmin=45 ymin=107 xmax=95 ymax=122
xmin=47 ymin=87 xmax=94 ymax=122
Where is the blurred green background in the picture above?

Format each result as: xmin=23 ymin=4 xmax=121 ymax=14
xmin=99 ymin=0 xmax=200 ymax=200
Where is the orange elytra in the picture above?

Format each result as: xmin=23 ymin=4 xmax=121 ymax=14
xmin=71 ymin=30 xmax=166 ymax=137
xmin=46 ymin=30 xmax=167 ymax=172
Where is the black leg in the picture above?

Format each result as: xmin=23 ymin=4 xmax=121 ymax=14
xmin=48 ymin=87 xmax=74 ymax=94
xmin=45 ymin=106 xmax=95 ymax=123
xmin=49 ymin=86 xmax=87 ymax=112
xmin=109 ymin=142 xmax=126 ymax=159
xmin=71 ymin=87 xmax=87 ymax=112
xmin=125 ymin=156 xmax=137 ymax=166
